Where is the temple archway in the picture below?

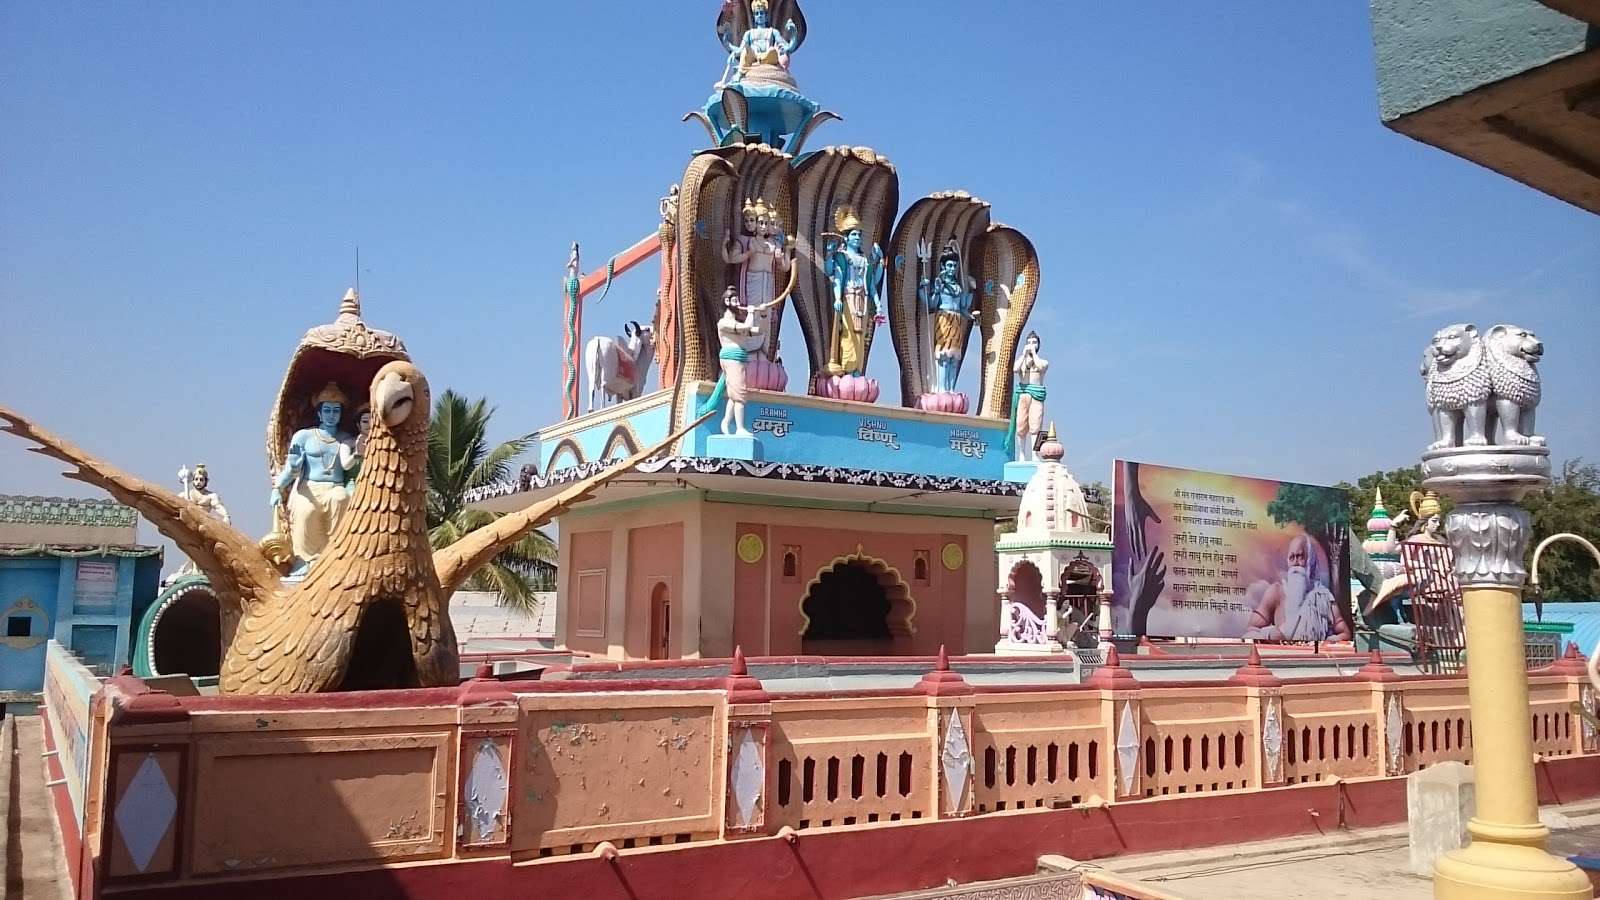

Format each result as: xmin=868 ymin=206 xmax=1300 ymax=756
xmin=1007 ymin=560 xmax=1045 ymax=618
xmin=799 ymin=549 xmax=915 ymax=655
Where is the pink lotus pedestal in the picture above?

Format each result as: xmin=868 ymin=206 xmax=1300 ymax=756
xmin=917 ymin=392 xmax=969 ymax=414
xmin=813 ymin=373 xmax=880 ymax=403
xmin=748 ymin=357 xmax=788 ymax=392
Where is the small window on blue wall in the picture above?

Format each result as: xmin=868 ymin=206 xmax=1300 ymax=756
xmin=6 ymin=616 xmax=31 ymax=638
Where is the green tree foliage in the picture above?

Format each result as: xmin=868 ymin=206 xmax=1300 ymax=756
xmin=1522 ymin=459 xmax=1600 ymax=601
xmin=1336 ymin=466 xmax=1434 ymax=539
xmin=1267 ymin=482 xmax=1352 ymax=586
xmin=1340 ymin=459 xmax=1599 ymax=601
xmin=427 ymin=390 xmax=555 ymax=611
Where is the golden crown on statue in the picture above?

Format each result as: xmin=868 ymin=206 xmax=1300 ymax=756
xmin=833 ymin=204 xmax=863 ymax=234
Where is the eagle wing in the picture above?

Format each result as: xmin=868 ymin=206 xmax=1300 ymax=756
xmin=433 ymin=411 xmax=712 ymax=595
xmin=0 ymin=405 xmax=282 ymax=615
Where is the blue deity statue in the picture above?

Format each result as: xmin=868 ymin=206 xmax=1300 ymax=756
xmin=822 ymin=205 xmax=883 ymax=376
xmin=270 ymin=382 xmax=360 ymax=573
xmin=717 ymin=0 xmax=800 ymax=88
xmin=916 ymin=238 xmax=975 ymax=394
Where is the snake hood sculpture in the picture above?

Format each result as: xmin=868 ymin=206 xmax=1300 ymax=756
xmin=1 ymin=361 xmax=703 ymax=695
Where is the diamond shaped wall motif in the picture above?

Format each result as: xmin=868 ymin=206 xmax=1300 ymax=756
xmin=1262 ymin=697 xmax=1283 ymax=782
xmin=729 ymin=726 xmax=765 ymax=828
xmin=941 ymin=711 xmax=972 ymax=814
xmin=1116 ymin=703 xmax=1139 ymax=796
xmin=463 ymin=739 xmax=509 ymax=844
xmin=113 ymin=753 xmax=176 ymax=874
xmin=1385 ymin=694 xmax=1404 ymax=775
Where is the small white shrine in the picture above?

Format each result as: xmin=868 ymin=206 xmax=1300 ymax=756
xmin=995 ymin=426 xmax=1113 ymax=654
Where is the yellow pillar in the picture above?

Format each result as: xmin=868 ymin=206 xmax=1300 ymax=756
xmin=1432 ymin=584 xmax=1590 ymax=898
xmin=1420 ymin=445 xmax=1592 ymax=898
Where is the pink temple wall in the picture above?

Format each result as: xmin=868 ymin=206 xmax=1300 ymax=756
xmin=557 ymin=496 xmax=993 ymax=659
xmin=625 ymin=522 xmax=684 ymax=658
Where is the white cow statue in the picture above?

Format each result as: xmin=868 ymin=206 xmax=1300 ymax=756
xmin=584 ymin=320 xmax=656 ymax=412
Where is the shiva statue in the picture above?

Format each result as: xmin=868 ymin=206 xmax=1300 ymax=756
xmin=270 ymin=382 xmax=357 ymax=574
xmin=917 ymin=237 xmax=976 ymax=394
xmin=717 ymin=0 xmax=800 ymax=88
xmin=696 ymin=286 xmax=766 ymax=436
xmin=724 ymin=197 xmax=789 ymax=313
xmin=1007 ymin=331 xmax=1049 ymax=461
xmin=823 ymin=205 xmax=885 ymax=377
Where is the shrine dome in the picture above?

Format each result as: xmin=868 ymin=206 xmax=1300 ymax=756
xmin=1015 ymin=427 xmax=1090 ymax=536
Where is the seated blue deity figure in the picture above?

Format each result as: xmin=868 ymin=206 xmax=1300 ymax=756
xmin=717 ymin=0 xmax=800 ymax=87
xmin=917 ymin=238 xmax=975 ymax=394
xmin=823 ymin=205 xmax=883 ymax=376
xmin=270 ymin=382 xmax=357 ymax=574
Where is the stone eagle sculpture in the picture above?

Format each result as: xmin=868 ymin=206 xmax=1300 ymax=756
xmin=0 ymin=360 xmax=701 ymax=695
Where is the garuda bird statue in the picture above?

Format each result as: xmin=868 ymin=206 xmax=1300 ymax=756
xmin=1 ymin=360 xmax=699 ymax=695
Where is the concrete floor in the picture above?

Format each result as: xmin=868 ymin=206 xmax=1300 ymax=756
xmin=5 ymin=716 xmax=69 ymax=899
xmin=1093 ymin=800 xmax=1600 ymax=899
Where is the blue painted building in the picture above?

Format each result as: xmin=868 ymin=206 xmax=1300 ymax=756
xmin=0 ymin=495 xmax=161 ymax=706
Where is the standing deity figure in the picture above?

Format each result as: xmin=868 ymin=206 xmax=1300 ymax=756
xmin=823 ymin=205 xmax=884 ymax=377
xmin=717 ymin=0 xmax=800 ymax=88
xmin=270 ymin=382 xmax=357 ymax=574
xmin=173 ymin=463 xmax=230 ymax=579
xmin=344 ymin=406 xmax=372 ymax=492
xmin=917 ymin=238 xmax=977 ymax=394
xmin=697 ymin=287 xmax=765 ymax=436
xmin=1007 ymin=331 xmax=1049 ymax=461
xmin=724 ymin=197 xmax=789 ymax=314
xmin=179 ymin=463 xmax=231 ymax=524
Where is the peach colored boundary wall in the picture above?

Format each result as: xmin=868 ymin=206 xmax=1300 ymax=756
xmin=66 ymin=663 xmax=1600 ymax=898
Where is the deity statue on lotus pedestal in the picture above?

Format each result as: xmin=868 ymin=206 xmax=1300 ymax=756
xmin=1006 ymin=331 xmax=1049 ymax=461
xmin=822 ymin=204 xmax=884 ymax=387
xmin=716 ymin=0 xmax=799 ymax=89
xmin=270 ymin=382 xmax=364 ymax=576
xmin=915 ymin=237 xmax=977 ymax=412
xmin=724 ymin=197 xmax=793 ymax=390
xmin=688 ymin=0 xmax=834 ymax=153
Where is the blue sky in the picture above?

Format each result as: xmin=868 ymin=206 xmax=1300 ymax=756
xmin=3 ymin=2 xmax=1597 ymax=564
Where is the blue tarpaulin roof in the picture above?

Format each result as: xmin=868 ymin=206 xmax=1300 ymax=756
xmin=1522 ymin=601 xmax=1600 ymax=657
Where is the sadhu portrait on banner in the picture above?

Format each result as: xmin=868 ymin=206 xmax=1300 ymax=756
xmin=1241 ymin=532 xmax=1351 ymax=642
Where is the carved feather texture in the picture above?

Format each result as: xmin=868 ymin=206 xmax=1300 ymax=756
xmin=0 ymin=405 xmax=282 ymax=617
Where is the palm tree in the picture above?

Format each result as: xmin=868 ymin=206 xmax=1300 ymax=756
xmin=427 ymin=390 xmax=554 ymax=611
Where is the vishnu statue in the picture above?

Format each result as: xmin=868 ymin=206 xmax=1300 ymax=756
xmin=270 ymin=382 xmax=357 ymax=574
xmin=1006 ymin=331 xmax=1049 ymax=460
xmin=823 ymin=205 xmax=884 ymax=376
xmin=917 ymin=237 xmax=977 ymax=394
xmin=696 ymin=287 xmax=765 ymax=436
xmin=717 ymin=0 xmax=800 ymax=88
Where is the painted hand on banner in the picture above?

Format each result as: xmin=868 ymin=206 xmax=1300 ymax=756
xmin=1129 ymin=546 xmax=1166 ymax=636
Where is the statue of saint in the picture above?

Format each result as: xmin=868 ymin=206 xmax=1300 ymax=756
xmin=697 ymin=287 xmax=765 ymax=436
xmin=916 ymin=238 xmax=976 ymax=394
xmin=823 ymin=205 xmax=884 ymax=376
xmin=270 ymin=382 xmax=356 ymax=573
xmin=1008 ymin=331 xmax=1049 ymax=461
xmin=724 ymin=197 xmax=789 ymax=314
xmin=717 ymin=0 xmax=800 ymax=87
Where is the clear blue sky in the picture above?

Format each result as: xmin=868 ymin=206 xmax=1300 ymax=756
xmin=3 ymin=2 xmax=1597 ymax=567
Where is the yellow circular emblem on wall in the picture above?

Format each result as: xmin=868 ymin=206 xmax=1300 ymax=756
xmin=737 ymin=533 xmax=765 ymax=565
xmin=941 ymin=542 xmax=964 ymax=571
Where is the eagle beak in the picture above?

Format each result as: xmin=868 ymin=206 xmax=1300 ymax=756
xmin=375 ymin=371 xmax=415 ymax=427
